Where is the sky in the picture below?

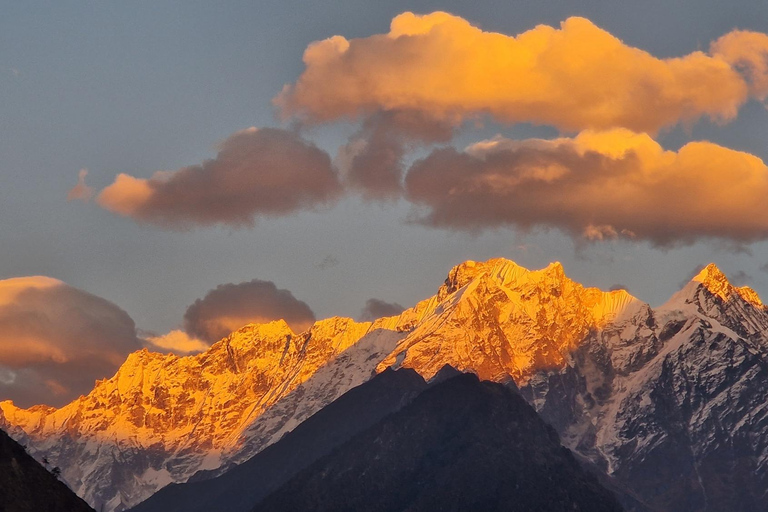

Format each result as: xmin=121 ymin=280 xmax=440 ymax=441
xmin=2 ymin=0 xmax=768 ymax=406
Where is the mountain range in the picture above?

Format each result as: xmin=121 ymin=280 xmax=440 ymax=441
xmin=2 ymin=257 xmax=767 ymax=511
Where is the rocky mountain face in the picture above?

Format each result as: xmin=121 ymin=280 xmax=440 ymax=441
xmin=0 ymin=318 xmax=408 ymax=511
xmin=253 ymin=373 xmax=624 ymax=512
xmin=0 ymin=427 xmax=94 ymax=512
xmin=520 ymin=263 xmax=768 ymax=511
xmin=377 ymin=258 xmax=642 ymax=382
xmin=131 ymin=367 xmax=431 ymax=512
xmin=2 ymin=258 xmax=767 ymax=512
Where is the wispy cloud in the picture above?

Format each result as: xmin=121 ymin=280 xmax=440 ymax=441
xmin=67 ymin=168 xmax=95 ymax=202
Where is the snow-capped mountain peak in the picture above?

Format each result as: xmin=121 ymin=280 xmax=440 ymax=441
xmin=5 ymin=257 xmax=768 ymax=512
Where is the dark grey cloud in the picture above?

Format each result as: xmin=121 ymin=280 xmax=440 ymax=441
xmin=359 ymin=298 xmax=405 ymax=322
xmin=337 ymin=110 xmax=453 ymax=199
xmin=96 ymin=127 xmax=341 ymax=229
xmin=0 ymin=278 xmax=142 ymax=408
xmin=183 ymin=279 xmax=316 ymax=343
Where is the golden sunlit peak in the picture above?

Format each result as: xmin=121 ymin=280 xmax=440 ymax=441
xmin=235 ymin=319 xmax=296 ymax=340
xmin=738 ymin=286 xmax=764 ymax=307
xmin=690 ymin=263 xmax=764 ymax=307
xmin=691 ymin=263 xmax=732 ymax=301
xmin=543 ymin=261 xmax=565 ymax=275
xmin=692 ymin=262 xmax=727 ymax=284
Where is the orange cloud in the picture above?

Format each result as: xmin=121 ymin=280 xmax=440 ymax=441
xmin=183 ymin=279 xmax=316 ymax=343
xmin=0 ymin=277 xmax=142 ymax=407
xmin=278 ymin=12 xmax=768 ymax=133
xmin=143 ymin=330 xmax=209 ymax=355
xmin=712 ymin=30 xmax=768 ymax=99
xmin=96 ymin=128 xmax=341 ymax=229
xmin=405 ymin=129 xmax=768 ymax=245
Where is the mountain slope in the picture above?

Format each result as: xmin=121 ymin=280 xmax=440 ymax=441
xmin=0 ymin=427 xmax=94 ymax=512
xmin=378 ymin=258 xmax=642 ymax=382
xmin=130 ymin=367 xmax=429 ymax=512
xmin=521 ymin=263 xmax=768 ymax=511
xmin=4 ymin=257 xmax=768 ymax=512
xmin=253 ymin=373 xmax=624 ymax=512
xmin=0 ymin=319 xmax=408 ymax=511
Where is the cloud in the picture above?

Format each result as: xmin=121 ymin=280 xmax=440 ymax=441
xmin=277 ymin=12 xmax=768 ymax=133
xmin=404 ymin=128 xmax=768 ymax=246
xmin=96 ymin=128 xmax=341 ymax=229
xmin=67 ymin=168 xmax=94 ymax=202
xmin=359 ymin=298 xmax=405 ymax=321
xmin=0 ymin=277 xmax=142 ymax=408
xmin=336 ymin=110 xmax=453 ymax=198
xmin=183 ymin=279 xmax=316 ymax=343
xmin=142 ymin=330 xmax=209 ymax=355
xmin=711 ymin=30 xmax=768 ymax=99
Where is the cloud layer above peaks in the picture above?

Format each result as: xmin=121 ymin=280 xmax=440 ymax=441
xmin=78 ymin=11 xmax=768 ymax=246
xmin=277 ymin=12 xmax=768 ymax=132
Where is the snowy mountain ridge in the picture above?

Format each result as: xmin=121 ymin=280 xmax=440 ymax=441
xmin=2 ymin=257 xmax=768 ymax=511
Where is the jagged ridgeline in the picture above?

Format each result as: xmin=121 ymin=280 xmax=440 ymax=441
xmin=1 ymin=258 xmax=767 ymax=511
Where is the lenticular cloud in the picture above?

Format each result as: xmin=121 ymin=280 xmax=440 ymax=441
xmin=0 ymin=277 xmax=142 ymax=407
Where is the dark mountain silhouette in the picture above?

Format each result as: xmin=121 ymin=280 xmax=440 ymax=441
xmin=253 ymin=373 xmax=624 ymax=512
xmin=0 ymin=427 xmax=94 ymax=512
xmin=130 ymin=367 xmax=429 ymax=512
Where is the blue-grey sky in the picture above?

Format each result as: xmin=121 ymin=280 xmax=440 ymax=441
xmin=2 ymin=1 xmax=768 ymax=404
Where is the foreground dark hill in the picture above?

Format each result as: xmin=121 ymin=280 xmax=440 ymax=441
xmin=0 ymin=427 xmax=94 ymax=512
xmin=131 ymin=367 xmax=431 ymax=512
xmin=254 ymin=373 xmax=624 ymax=512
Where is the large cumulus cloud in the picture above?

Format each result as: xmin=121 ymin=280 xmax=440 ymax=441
xmin=405 ymin=129 xmax=768 ymax=246
xmin=183 ymin=279 xmax=316 ymax=343
xmin=95 ymin=128 xmax=341 ymax=229
xmin=277 ymin=12 xmax=768 ymax=133
xmin=0 ymin=277 xmax=142 ymax=408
